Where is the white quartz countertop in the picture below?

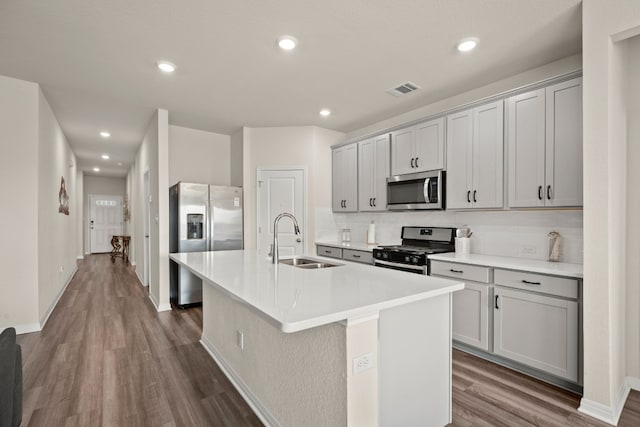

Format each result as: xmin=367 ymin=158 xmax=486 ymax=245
xmin=170 ymin=250 xmax=464 ymax=333
xmin=428 ymin=253 xmax=583 ymax=278
xmin=314 ymin=241 xmax=383 ymax=252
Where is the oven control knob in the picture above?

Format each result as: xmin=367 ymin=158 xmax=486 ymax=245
xmin=404 ymin=256 xmax=410 ymax=262
xmin=412 ymin=257 xmax=419 ymax=264
xmin=383 ymin=253 xmax=388 ymax=259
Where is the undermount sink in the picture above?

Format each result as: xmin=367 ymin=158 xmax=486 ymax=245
xmin=279 ymin=257 xmax=342 ymax=269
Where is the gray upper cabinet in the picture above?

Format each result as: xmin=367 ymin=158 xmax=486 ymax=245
xmin=447 ymin=101 xmax=504 ymax=209
xmin=545 ymin=78 xmax=583 ymax=207
xmin=332 ymin=143 xmax=358 ymax=212
xmin=358 ymin=134 xmax=390 ymax=211
xmin=507 ymin=77 xmax=583 ymax=208
xmin=390 ymin=117 xmax=444 ymax=176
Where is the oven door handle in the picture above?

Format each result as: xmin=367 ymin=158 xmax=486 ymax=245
xmin=423 ymin=178 xmax=431 ymax=203
xmin=374 ymin=259 xmax=427 ymax=272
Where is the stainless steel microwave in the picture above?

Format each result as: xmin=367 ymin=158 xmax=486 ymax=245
xmin=387 ymin=170 xmax=445 ymax=210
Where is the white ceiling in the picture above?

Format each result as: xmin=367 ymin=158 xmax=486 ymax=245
xmin=0 ymin=0 xmax=582 ymax=178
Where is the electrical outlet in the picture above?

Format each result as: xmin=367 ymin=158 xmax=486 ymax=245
xmin=237 ymin=330 xmax=244 ymax=351
xmin=521 ymin=245 xmax=536 ymax=255
xmin=352 ymin=352 xmax=374 ymax=374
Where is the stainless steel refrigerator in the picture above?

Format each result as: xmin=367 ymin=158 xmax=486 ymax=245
xmin=169 ymin=182 xmax=243 ymax=307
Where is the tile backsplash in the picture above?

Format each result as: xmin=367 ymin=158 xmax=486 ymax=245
xmin=315 ymin=208 xmax=583 ymax=264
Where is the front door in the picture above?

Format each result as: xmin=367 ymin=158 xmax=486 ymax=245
xmin=257 ymin=168 xmax=305 ymax=257
xmin=89 ymin=194 xmax=124 ymax=253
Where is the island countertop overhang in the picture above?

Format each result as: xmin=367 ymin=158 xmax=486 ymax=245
xmin=169 ymin=250 xmax=464 ymax=333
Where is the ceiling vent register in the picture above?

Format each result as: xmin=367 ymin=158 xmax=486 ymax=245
xmin=386 ymin=82 xmax=421 ymax=97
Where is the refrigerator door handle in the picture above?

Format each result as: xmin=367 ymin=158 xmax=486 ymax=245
xmin=208 ymin=200 xmax=214 ymax=251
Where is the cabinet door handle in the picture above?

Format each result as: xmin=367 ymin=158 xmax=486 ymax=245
xmin=467 ymin=190 xmax=471 ymax=203
xmin=352 ymin=254 xmax=361 ymax=258
xmin=449 ymin=269 xmax=464 ymax=273
xmin=495 ymin=295 xmax=499 ymax=309
xmin=369 ymin=198 xmax=373 ymax=207
xmin=522 ymin=279 xmax=541 ymax=285
xmin=410 ymin=157 xmax=415 ymax=168
xmin=373 ymin=198 xmax=376 ymax=207
xmin=415 ymin=157 xmax=419 ymax=168
xmin=344 ymin=200 xmax=347 ymax=208
xmin=538 ymin=185 xmax=543 ymax=200
xmin=324 ymin=250 xmax=331 ymax=254
xmin=473 ymin=190 xmax=477 ymax=203
xmin=547 ymin=185 xmax=552 ymax=200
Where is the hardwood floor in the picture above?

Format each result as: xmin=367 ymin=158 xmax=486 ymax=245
xmin=15 ymin=254 xmax=640 ymax=426
xmin=17 ymin=254 xmax=262 ymax=427
xmin=450 ymin=349 xmax=640 ymax=426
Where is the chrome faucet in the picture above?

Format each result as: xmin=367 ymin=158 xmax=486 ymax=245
xmin=271 ymin=212 xmax=301 ymax=264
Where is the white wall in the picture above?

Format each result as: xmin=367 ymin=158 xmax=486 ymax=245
xmin=82 ymin=175 xmax=126 ymax=255
xmin=230 ymin=127 xmax=244 ymax=187
xmin=168 ymin=125 xmax=230 ymax=186
xmin=0 ymin=75 xmax=40 ymax=332
xmin=241 ymin=126 xmax=344 ymax=253
xmin=347 ymin=54 xmax=582 ymax=141
xmin=37 ymin=89 xmax=78 ymax=323
xmin=580 ymin=0 xmax=640 ymax=423
xmin=76 ymin=170 xmax=84 ymax=259
xmin=130 ymin=109 xmax=170 ymax=311
xmin=626 ymin=34 xmax=640 ymax=382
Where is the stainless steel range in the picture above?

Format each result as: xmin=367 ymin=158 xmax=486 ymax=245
xmin=373 ymin=226 xmax=456 ymax=274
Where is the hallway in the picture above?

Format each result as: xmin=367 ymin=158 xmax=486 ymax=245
xmin=16 ymin=255 xmax=262 ymax=426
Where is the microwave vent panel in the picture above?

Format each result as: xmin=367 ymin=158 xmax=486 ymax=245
xmin=386 ymin=82 xmax=421 ymax=97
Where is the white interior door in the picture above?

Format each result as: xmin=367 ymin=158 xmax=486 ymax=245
xmin=257 ymin=168 xmax=305 ymax=257
xmin=89 ymin=194 xmax=123 ymax=253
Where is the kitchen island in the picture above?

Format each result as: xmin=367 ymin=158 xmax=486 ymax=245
xmin=169 ymin=250 xmax=464 ymax=427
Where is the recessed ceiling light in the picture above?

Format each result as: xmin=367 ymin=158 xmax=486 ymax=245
xmin=277 ymin=35 xmax=297 ymax=51
xmin=157 ymin=61 xmax=176 ymax=73
xmin=117 ymin=162 xmax=123 ymax=166
xmin=93 ymin=167 xmax=100 ymax=172
xmin=319 ymin=109 xmax=331 ymax=117
xmin=100 ymin=131 xmax=111 ymax=138
xmin=457 ymin=37 xmax=479 ymax=52
xmin=101 ymin=154 xmax=110 ymax=160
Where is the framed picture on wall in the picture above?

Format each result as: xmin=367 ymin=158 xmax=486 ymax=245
xmin=58 ymin=176 xmax=69 ymax=215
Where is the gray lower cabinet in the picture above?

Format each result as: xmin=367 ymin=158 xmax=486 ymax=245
xmin=431 ymin=259 xmax=581 ymax=386
xmin=316 ymin=245 xmax=342 ymax=259
xmin=494 ymin=273 xmax=579 ymax=382
xmin=316 ymin=245 xmax=373 ymax=265
xmin=452 ymin=281 xmax=491 ymax=351
xmin=430 ymin=261 xmax=491 ymax=352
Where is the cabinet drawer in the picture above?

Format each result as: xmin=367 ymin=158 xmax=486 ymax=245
xmin=494 ymin=269 xmax=578 ymax=299
xmin=430 ymin=261 xmax=490 ymax=283
xmin=343 ymin=249 xmax=373 ymax=264
xmin=316 ymin=245 xmax=342 ymax=259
